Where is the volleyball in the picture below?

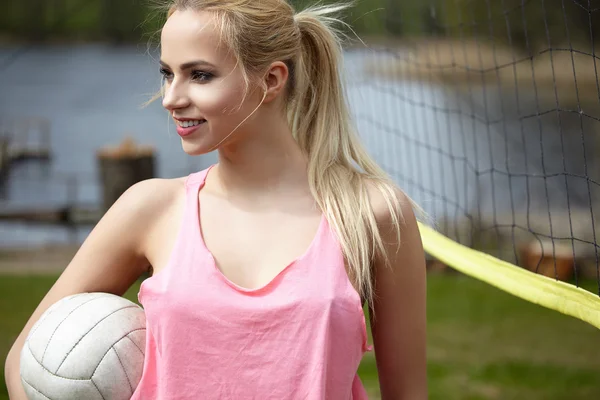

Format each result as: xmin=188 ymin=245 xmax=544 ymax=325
xmin=19 ymin=292 xmax=146 ymax=400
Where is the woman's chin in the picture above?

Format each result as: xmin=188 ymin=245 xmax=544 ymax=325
xmin=181 ymin=145 xmax=212 ymax=156
xmin=181 ymin=139 xmax=217 ymax=156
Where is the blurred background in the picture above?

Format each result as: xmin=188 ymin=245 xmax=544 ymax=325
xmin=2 ymin=0 xmax=600 ymax=399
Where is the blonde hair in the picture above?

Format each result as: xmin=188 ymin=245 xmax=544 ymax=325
xmin=152 ymin=0 xmax=405 ymax=308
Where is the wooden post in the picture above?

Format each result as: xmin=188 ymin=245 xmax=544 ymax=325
xmin=41 ymin=118 xmax=51 ymax=151
xmin=0 ymin=137 xmax=9 ymax=183
xmin=97 ymin=137 xmax=155 ymax=213
xmin=520 ymin=240 xmax=575 ymax=281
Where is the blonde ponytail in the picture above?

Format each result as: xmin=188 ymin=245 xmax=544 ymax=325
xmin=290 ymin=5 xmax=404 ymax=307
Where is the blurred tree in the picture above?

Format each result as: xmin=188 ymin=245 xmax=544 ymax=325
xmin=0 ymin=0 xmax=47 ymax=40
xmin=347 ymin=0 xmax=388 ymax=37
xmin=0 ymin=0 xmax=442 ymax=42
xmin=0 ymin=0 xmax=20 ymax=37
xmin=28 ymin=0 xmax=46 ymax=40
xmin=103 ymin=0 xmax=144 ymax=44
xmin=289 ymin=0 xmax=431 ymax=38
xmin=383 ymin=0 xmax=431 ymax=37
xmin=437 ymin=0 xmax=600 ymax=53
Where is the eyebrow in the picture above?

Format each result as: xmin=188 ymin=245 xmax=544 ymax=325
xmin=159 ymin=59 xmax=216 ymax=70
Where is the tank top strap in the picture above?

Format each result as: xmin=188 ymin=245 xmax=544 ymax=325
xmin=178 ymin=165 xmax=214 ymax=244
xmin=137 ymin=166 xmax=215 ymax=303
xmin=164 ymin=165 xmax=215 ymax=268
xmin=185 ymin=164 xmax=214 ymax=191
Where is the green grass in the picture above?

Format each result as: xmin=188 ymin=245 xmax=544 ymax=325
xmin=1 ymin=274 xmax=599 ymax=399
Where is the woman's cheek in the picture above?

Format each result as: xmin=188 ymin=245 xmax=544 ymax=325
xmin=191 ymin=86 xmax=244 ymax=118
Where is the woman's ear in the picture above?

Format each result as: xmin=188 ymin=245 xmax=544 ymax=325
xmin=262 ymin=61 xmax=289 ymax=104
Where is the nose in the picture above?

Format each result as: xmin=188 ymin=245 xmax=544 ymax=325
xmin=162 ymin=80 xmax=191 ymax=112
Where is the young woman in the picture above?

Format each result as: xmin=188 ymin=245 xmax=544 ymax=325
xmin=5 ymin=1 xmax=427 ymax=398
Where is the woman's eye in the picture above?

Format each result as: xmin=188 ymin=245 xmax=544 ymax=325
xmin=191 ymin=71 xmax=213 ymax=82
xmin=159 ymin=68 xmax=212 ymax=82
xmin=159 ymin=68 xmax=173 ymax=80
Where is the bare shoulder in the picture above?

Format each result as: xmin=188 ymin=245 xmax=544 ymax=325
xmin=65 ymin=175 xmax=189 ymax=284
xmin=117 ymin=177 xmax=186 ymax=217
xmin=364 ymin=179 xmax=424 ymax=269
xmin=116 ymin=177 xmax=188 ymax=259
xmin=73 ymin=176 xmax=187 ymax=269
xmin=364 ymin=179 xmax=416 ymax=231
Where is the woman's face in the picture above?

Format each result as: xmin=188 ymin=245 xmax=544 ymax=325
xmin=160 ymin=9 xmax=263 ymax=155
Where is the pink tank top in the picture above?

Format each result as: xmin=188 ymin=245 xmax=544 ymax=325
xmin=131 ymin=166 xmax=371 ymax=399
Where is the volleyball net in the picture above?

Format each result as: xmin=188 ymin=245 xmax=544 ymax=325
xmin=345 ymin=0 xmax=600 ymax=328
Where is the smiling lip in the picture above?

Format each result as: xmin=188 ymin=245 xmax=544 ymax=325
xmin=174 ymin=119 xmax=206 ymax=137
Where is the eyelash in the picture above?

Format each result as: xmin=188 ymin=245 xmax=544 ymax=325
xmin=159 ymin=68 xmax=213 ymax=83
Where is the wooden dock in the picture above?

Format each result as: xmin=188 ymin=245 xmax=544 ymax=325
xmin=0 ymin=117 xmax=98 ymax=227
xmin=8 ymin=146 xmax=51 ymax=162
xmin=0 ymin=117 xmax=52 ymax=178
xmin=0 ymin=125 xmax=155 ymax=229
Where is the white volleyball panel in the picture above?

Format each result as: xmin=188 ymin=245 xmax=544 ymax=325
xmin=45 ymin=295 xmax=141 ymax=375
xmin=91 ymin=347 xmax=134 ymax=400
xmin=112 ymin=333 xmax=146 ymax=387
xmin=20 ymin=292 xmax=147 ymax=400
xmin=26 ymin=293 xmax=103 ymax=364
xmin=55 ymin=306 xmax=146 ymax=378
xmin=21 ymin=344 xmax=102 ymax=400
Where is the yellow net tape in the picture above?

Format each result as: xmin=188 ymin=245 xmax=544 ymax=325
xmin=418 ymin=222 xmax=600 ymax=330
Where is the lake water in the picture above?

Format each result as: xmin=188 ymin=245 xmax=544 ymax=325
xmin=1 ymin=43 xmax=599 ymax=251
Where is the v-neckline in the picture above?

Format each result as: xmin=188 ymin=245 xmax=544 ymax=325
xmin=192 ymin=165 xmax=326 ymax=294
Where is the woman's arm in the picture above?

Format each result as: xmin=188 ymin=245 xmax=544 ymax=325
xmin=370 ymin=188 xmax=428 ymax=400
xmin=3 ymin=178 xmax=180 ymax=399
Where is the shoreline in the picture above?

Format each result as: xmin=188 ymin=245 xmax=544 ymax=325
xmin=0 ymin=244 xmax=78 ymax=275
